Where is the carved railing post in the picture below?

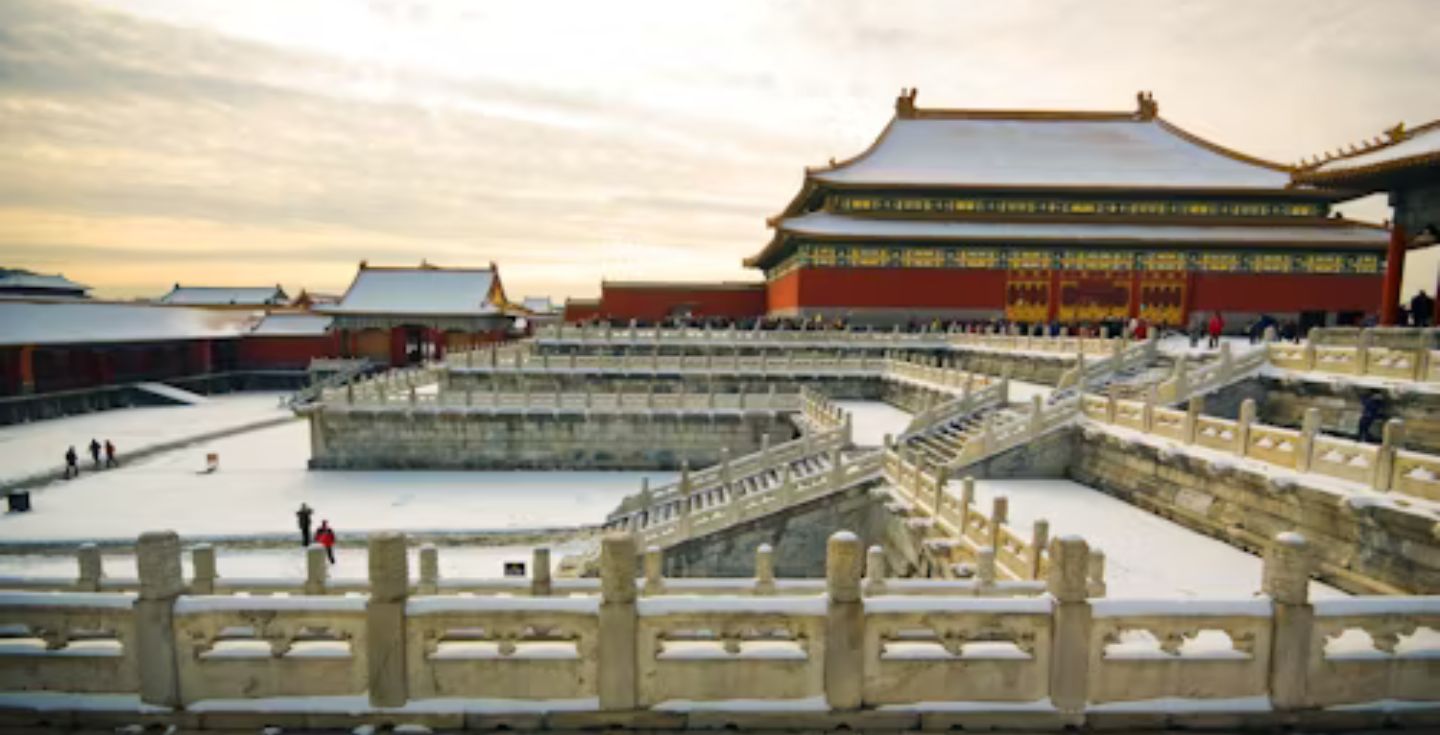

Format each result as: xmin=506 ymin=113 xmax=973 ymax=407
xmin=863 ymin=545 xmax=887 ymax=597
xmin=643 ymin=546 xmax=664 ymax=596
xmin=976 ymin=546 xmax=997 ymax=590
xmin=825 ymin=531 xmax=864 ymax=710
xmin=76 ymin=543 xmax=102 ymax=592
xmin=366 ymin=533 xmax=409 ymax=707
xmin=1357 ymin=328 xmax=1372 ymax=375
xmin=599 ymin=533 xmax=639 ymax=711
xmin=1236 ymin=398 xmax=1256 ymax=457
xmin=1029 ymin=520 xmax=1050 ymax=580
xmin=1184 ymin=395 xmax=1203 ymax=444
xmin=754 ymin=543 xmax=776 ymax=595
xmin=1296 ymin=407 xmax=1321 ymax=473
xmin=988 ymin=496 xmax=1008 ymax=552
xmin=305 ymin=546 xmax=328 ymax=595
xmin=1047 ymin=535 xmax=1092 ymax=719
xmin=190 ymin=544 xmax=216 ymax=595
xmin=136 ymin=531 xmax=183 ymax=708
xmin=1264 ymin=532 xmax=1314 ymax=711
xmin=418 ymin=544 xmax=439 ymax=595
xmin=958 ymin=476 xmax=975 ymax=535
xmin=1375 ymin=419 xmax=1404 ymax=492
xmin=532 ymin=547 xmax=552 ymax=597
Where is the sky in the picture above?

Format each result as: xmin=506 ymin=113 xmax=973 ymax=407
xmin=1 ymin=0 xmax=1437 ymax=301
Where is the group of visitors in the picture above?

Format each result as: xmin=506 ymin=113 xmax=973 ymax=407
xmin=295 ymin=503 xmax=337 ymax=563
xmin=62 ymin=438 xmax=117 ymax=479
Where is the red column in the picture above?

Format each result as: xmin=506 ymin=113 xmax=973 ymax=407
xmin=1045 ymin=269 xmax=1060 ymax=323
xmin=1381 ymin=223 xmax=1406 ymax=325
xmin=189 ymin=340 xmax=213 ymax=374
xmin=18 ymin=344 xmax=34 ymax=394
xmin=1127 ymin=270 xmax=1141 ymax=320
xmin=389 ymin=327 xmax=407 ymax=367
xmin=432 ymin=328 xmax=446 ymax=360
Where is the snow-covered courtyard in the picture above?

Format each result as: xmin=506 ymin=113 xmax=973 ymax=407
xmin=956 ymin=478 xmax=1346 ymax=599
xmin=0 ymin=392 xmax=291 ymax=486
xmin=832 ymin=400 xmax=912 ymax=446
xmin=0 ymin=420 xmax=673 ymax=544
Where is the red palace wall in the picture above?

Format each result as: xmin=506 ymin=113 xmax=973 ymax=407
xmin=238 ymin=335 xmax=339 ymax=370
xmin=767 ymin=266 xmax=1383 ymax=322
xmin=564 ymin=302 xmax=602 ymax=323
xmin=770 ymin=267 xmax=1005 ymax=311
xmin=600 ymin=284 xmax=767 ymax=322
xmin=1189 ymin=273 xmax=1380 ymax=315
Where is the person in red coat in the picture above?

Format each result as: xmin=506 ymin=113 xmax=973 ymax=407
xmin=1207 ymin=312 xmax=1225 ymax=349
xmin=315 ymin=520 xmax=337 ymax=564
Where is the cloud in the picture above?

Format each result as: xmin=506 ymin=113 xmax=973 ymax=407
xmin=1 ymin=0 xmax=1438 ymax=300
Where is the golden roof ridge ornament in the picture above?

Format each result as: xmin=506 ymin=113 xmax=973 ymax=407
xmin=896 ymin=87 xmax=919 ymax=118
xmin=1386 ymin=122 xmax=1407 ymax=143
xmin=1135 ymin=90 xmax=1158 ymax=121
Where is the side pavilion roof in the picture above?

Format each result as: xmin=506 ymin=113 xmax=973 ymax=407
xmin=322 ymin=262 xmax=509 ymax=317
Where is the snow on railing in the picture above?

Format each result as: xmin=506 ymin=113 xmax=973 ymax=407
xmin=620 ymin=446 xmax=885 ymax=551
xmin=1083 ymin=392 xmax=1440 ymax=502
xmin=321 ymin=383 xmax=805 ymax=414
xmin=880 ymin=450 xmax=1095 ymax=589
xmin=1153 ymin=341 xmax=1267 ymax=405
xmin=1265 ymin=327 xmax=1440 ymax=384
xmin=0 ymin=530 xmax=1436 ymax=719
xmin=447 ymin=349 xmax=890 ymax=376
xmin=0 ymin=589 xmax=139 ymax=694
xmin=529 ymin=322 xmax=1133 ymax=359
xmin=1055 ymin=334 xmax=1160 ymax=391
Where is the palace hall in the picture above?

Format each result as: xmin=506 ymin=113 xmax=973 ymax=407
xmin=743 ymin=90 xmax=1389 ymax=328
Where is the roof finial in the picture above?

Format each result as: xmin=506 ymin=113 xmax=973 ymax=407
xmin=1135 ymin=90 xmax=1158 ymax=120
xmin=358 ymin=260 xmax=368 ymax=270
xmin=1386 ymin=122 xmax=1407 ymax=143
xmin=895 ymin=87 xmax=918 ymax=118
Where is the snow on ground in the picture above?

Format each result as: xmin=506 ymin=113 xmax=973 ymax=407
xmin=1006 ymin=379 xmax=1052 ymax=404
xmin=1155 ymin=334 xmax=1267 ymax=360
xmin=0 ymin=421 xmax=674 ymax=544
xmin=0 ymin=541 xmax=590 ymax=581
xmin=0 ymin=392 xmax=290 ymax=485
xmin=953 ymin=479 xmax=1346 ymax=600
xmin=832 ymin=401 xmax=911 ymax=446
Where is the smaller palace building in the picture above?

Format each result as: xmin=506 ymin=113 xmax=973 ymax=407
xmin=744 ymin=90 xmax=1390 ymax=328
xmin=320 ymin=261 xmax=518 ymax=366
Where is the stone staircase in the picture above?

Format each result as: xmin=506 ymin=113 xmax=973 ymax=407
xmin=902 ymin=404 xmax=1026 ymax=468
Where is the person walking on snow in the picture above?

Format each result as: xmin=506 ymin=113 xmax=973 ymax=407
xmin=315 ymin=520 xmax=336 ymax=564
xmin=296 ymin=503 xmax=314 ymax=547
xmin=63 ymin=446 xmax=79 ymax=479
xmin=1357 ymin=392 xmax=1384 ymax=443
xmin=1207 ymin=312 xmax=1225 ymax=349
xmin=88 ymin=438 xmax=101 ymax=469
xmin=104 ymin=440 xmax=117 ymax=468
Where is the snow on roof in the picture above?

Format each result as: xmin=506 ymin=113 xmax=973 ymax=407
xmin=1310 ymin=121 xmax=1440 ymax=177
xmin=249 ymin=313 xmax=332 ymax=337
xmin=0 ymin=270 xmax=90 ymax=294
xmin=522 ymin=296 xmax=556 ymax=314
xmin=160 ymin=285 xmax=287 ymax=306
xmin=0 ymin=300 xmax=258 ymax=346
xmin=813 ymin=116 xmax=1292 ymax=190
xmin=779 ymin=211 xmax=1387 ymax=248
xmin=326 ymin=266 xmax=503 ymax=316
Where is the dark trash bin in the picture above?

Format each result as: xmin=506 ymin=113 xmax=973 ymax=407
xmin=6 ymin=492 xmax=30 ymax=513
